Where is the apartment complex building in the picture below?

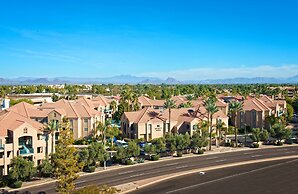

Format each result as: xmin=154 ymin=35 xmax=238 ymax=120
xmin=231 ymin=95 xmax=286 ymax=129
xmin=0 ymin=110 xmax=53 ymax=176
xmin=121 ymin=106 xmax=228 ymax=140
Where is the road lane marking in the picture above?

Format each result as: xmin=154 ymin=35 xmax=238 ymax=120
xmin=251 ymin=155 xmax=262 ymax=158
xmin=285 ymin=151 xmax=296 ymax=154
xmin=165 ymin=158 xmax=298 ymax=194
xmin=76 ymin=180 xmax=86 ymax=184
xmin=176 ymin=165 xmax=188 ymax=169
xmin=118 ymin=170 xmax=134 ymax=175
xmin=130 ymin=173 xmax=145 ymax=178
xmin=215 ymin=159 xmax=227 ymax=163
xmin=165 ymin=162 xmax=179 ymax=166
xmin=244 ymin=152 xmax=254 ymax=155
xmin=206 ymin=156 xmax=219 ymax=160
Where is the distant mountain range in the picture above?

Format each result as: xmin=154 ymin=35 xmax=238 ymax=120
xmin=1 ymin=75 xmax=298 ymax=85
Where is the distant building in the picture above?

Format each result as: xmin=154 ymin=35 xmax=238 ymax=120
xmin=0 ymin=98 xmax=10 ymax=111
xmin=7 ymin=93 xmax=54 ymax=106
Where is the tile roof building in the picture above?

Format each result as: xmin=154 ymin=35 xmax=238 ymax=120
xmin=0 ymin=110 xmax=53 ymax=176
xmin=121 ymin=106 xmax=228 ymax=140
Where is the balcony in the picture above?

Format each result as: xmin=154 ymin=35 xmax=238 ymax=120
xmin=19 ymin=144 xmax=34 ymax=155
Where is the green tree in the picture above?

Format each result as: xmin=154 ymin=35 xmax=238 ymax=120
xmin=203 ymin=97 xmax=218 ymax=150
xmin=191 ymin=131 xmax=209 ymax=150
xmin=250 ymin=128 xmax=261 ymax=143
xmin=260 ymin=129 xmax=269 ymax=142
xmin=126 ymin=141 xmax=140 ymax=158
xmin=270 ymin=123 xmax=292 ymax=143
xmin=9 ymin=156 xmax=36 ymax=182
xmin=164 ymin=99 xmax=176 ymax=134
xmin=51 ymin=120 xmax=83 ymax=193
xmin=229 ymin=101 xmax=243 ymax=147
xmin=37 ymin=159 xmax=53 ymax=178
xmin=144 ymin=144 xmax=157 ymax=156
xmin=10 ymin=98 xmax=34 ymax=106
xmin=216 ymin=119 xmax=226 ymax=147
xmin=152 ymin=137 xmax=166 ymax=153
xmin=286 ymin=103 xmax=294 ymax=121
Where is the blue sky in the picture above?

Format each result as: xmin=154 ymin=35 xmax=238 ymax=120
xmin=0 ymin=0 xmax=298 ymax=80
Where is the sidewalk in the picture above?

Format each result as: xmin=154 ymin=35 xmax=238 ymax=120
xmin=4 ymin=144 xmax=298 ymax=192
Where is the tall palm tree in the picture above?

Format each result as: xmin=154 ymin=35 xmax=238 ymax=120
xmin=45 ymin=120 xmax=58 ymax=158
xmin=216 ymin=119 xmax=226 ymax=147
xmin=164 ymin=99 xmax=176 ymax=134
xmin=203 ymin=97 xmax=218 ymax=151
xmin=229 ymin=101 xmax=243 ymax=147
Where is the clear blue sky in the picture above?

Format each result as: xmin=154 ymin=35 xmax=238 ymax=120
xmin=0 ymin=0 xmax=298 ymax=80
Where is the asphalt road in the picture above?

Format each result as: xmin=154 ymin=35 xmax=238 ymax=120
xmin=131 ymin=158 xmax=298 ymax=194
xmin=8 ymin=146 xmax=298 ymax=194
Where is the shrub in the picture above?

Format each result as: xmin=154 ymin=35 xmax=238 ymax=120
xmin=177 ymin=151 xmax=183 ymax=157
xmin=137 ymin=158 xmax=145 ymax=163
xmin=0 ymin=177 xmax=8 ymax=188
xmin=10 ymin=181 xmax=23 ymax=188
xmin=151 ymin=155 xmax=160 ymax=161
xmin=83 ymin=166 xmax=96 ymax=173
xmin=224 ymin=142 xmax=231 ymax=147
xmin=125 ymin=159 xmax=133 ymax=165
xmin=276 ymin=141 xmax=283 ymax=146
xmin=197 ymin=149 xmax=204 ymax=154
xmin=250 ymin=143 xmax=259 ymax=148
xmin=285 ymin=139 xmax=293 ymax=144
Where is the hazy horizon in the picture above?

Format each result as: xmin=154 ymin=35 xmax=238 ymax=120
xmin=1 ymin=0 xmax=298 ymax=80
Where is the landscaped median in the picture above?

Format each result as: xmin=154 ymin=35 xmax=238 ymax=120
xmin=117 ymin=155 xmax=298 ymax=194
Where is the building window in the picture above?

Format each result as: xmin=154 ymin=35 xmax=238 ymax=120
xmin=69 ymin=119 xmax=74 ymax=132
xmin=37 ymin=160 xmax=42 ymax=165
xmin=84 ymin=119 xmax=88 ymax=132
xmin=37 ymin=147 xmax=43 ymax=153
xmin=54 ymin=113 xmax=57 ymax=117
xmin=7 ymin=151 xmax=11 ymax=158
xmin=0 ymin=153 xmax=3 ymax=158
xmin=24 ymin=128 xmax=28 ymax=134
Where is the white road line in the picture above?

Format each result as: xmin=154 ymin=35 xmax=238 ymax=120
xmin=251 ymin=155 xmax=262 ymax=158
xmin=118 ymin=170 xmax=134 ymax=175
xmin=244 ymin=152 xmax=254 ymax=155
xmin=176 ymin=165 xmax=189 ymax=169
xmin=285 ymin=151 xmax=296 ymax=154
xmin=206 ymin=156 xmax=219 ymax=160
xmin=130 ymin=173 xmax=145 ymax=178
xmin=165 ymin=162 xmax=179 ymax=166
xmin=166 ymin=159 xmax=298 ymax=194
xmin=76 ymin=180 xmax=86 ymax=184
xmin=215 ymin=159 xmax=227 ymax=163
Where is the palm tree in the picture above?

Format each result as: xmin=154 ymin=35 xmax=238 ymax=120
xmin=216 ymin=119 xmax=226 ymax=147
xmin=203 ymin=97 xmax=218 ymax=151
xmin=164 ymin=99 xmax=176 ymax=134
xmin=45 ymin=120 xmax=58 ymax=158
xmin=110 ymin=100 xmax=117 ymax=115
xmin=229 ymin=101 xmax=243 ymax=147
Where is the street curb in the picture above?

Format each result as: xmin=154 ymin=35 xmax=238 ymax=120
xmin=5 ymin=144 xmax=298 ymax=192
xmin=118 ymin=155 xmax=298 ymax=194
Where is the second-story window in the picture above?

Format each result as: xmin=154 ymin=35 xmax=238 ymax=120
xmin=54 ymin=113 xmax=57 ymax=117
xmin=84 ymin=119 xmax=88 ymax=132
xmin=24 ymin=128 xmax=28 ymax=134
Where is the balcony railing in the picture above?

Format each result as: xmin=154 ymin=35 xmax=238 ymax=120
xmin=19 ymin=144 xmax=34 ymax=155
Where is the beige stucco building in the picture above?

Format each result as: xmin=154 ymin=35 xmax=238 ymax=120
xmin=121 ymin=106 xmax=228 ymax=141
xmin=0 ymin=110 xmax=53 ymax=176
